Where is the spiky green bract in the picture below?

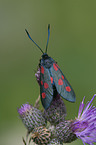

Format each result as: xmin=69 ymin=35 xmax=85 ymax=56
xmin=48 ymin=138 xmax=62 ymax=145
xmin=30 ymin=126 xmax=51 ymax=145
xmin=18 ymin=103 xmax=47 ymax=132
xmin=43 ymin=94 xmax=66 ymax=125
xmin=56 ymin=120 xmax=77 ymax=143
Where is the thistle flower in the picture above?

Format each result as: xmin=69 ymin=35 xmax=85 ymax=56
xmin=44 ymin=94 xmax=66 ymax=125
xmin=55 ymin=95 xmax=96 ymax=144
xmin=55 ymin=120 xmax=77 ymax=143
xmin=48 ymin=138 xmax=62 ymax=145
xmin=17 ymin=103 xmax=47 ymax=132
xmin=71 ymin=94 xmax=96 ymax=145
xmin=30 ymin=126 xmax=51 ymax=145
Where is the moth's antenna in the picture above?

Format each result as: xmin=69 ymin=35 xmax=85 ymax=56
xmin=25 ymin=29 xmax=44 ymax=54
xmin=45 ymin=24 xmax=50 ymax=53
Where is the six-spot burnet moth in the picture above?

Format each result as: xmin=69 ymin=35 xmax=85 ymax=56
xmin=25 ymin=24 xmax=76 ymax=109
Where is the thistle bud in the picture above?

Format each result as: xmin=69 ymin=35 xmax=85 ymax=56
xmin=48 ymin=138 xmax=62 ymax=145
xmin=44 ymin=94 xmax=66 ymax=125
xmin=55 ymin=120 xmax=77 ymax=143
xmin=18 ymin=103 xmax=46 ymax=132
xmin=30 ymin=126 xmax=51 ymax=145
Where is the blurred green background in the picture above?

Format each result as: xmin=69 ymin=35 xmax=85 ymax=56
xmin=0 ymin=0 xmax=96 ymax=145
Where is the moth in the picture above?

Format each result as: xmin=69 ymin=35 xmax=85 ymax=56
xmin=25 ymin=24 xmax=76 ymax=109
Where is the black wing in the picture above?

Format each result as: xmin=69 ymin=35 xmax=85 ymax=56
xmin=50 ymin=62 xmax=76 ymax=102
xmin=40 ymin=65 xmax=53 ymax=109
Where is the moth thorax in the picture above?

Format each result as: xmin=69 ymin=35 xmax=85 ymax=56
xmin=44 ymin=59 xmax=53 ymax=68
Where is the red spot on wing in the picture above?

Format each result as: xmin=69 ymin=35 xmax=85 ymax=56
xmin=41 ymin=66 xmax=44 ymax=74
xmin=42 ymin=92 xmax=46 ymax=98
xmin=50 ymin=77 xmax=53 ymax=84
xmin=62 ymin=75 xmax=64 ymax=80
xmin=53 ymin=63 xmax=58 ymax=71
xmin=41 ymin=81 xmax=43 ymax=85
xmin=65 ymin=86 xmax=71 ymax=92
xmin=44 ymin=83 xmax=49 ymax=89
xmin=58 ymin=78 xmax=63 ymax=85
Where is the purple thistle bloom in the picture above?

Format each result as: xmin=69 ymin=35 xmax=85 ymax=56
xmin=71 ymin=94 xmax=96 ymax=145
xmin=18 ymin=103 xmax=32 ymax=116
xmin=18 ymin=103 xmax=47 ymax=132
